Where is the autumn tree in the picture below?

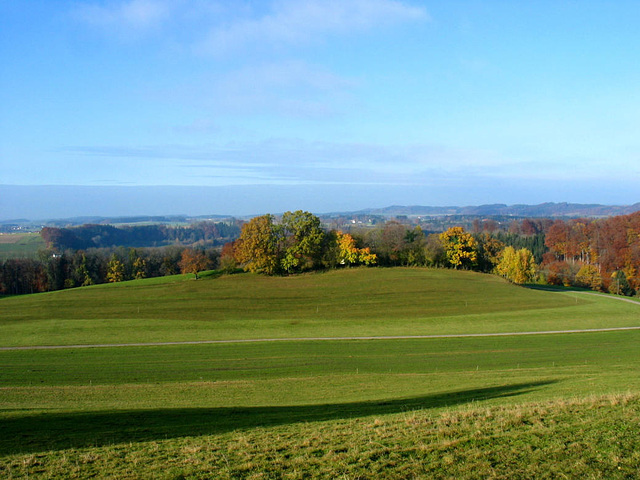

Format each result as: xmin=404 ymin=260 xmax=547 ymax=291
xmin=496 ymin=247 xmax=538 ymax=284
xmin=106 ymin=255 xmax=125 ymax=283
xmin=335 ymin=231 xmax=377 ymax=266
xmin=233 ymin=214 xmax=282 ymax=275
xmin=219 ymin=241 xmax=238 ymax=274
xmin=378 ymin=221 xmax=408 ymax=265
xmin=544 ymin=260 xmax=575 ymax=287
xmin=439 ymin=227 xmax=478 ymax=269
xmin=545 ymin=220 xmax=570 ymax=262
xmin=575 ymin=264 xmax=603 ymax=291
xmin=179 ymin=248 xmax=209 ymax=279
xmin=233 ymin=211 xmax=328 ymax=275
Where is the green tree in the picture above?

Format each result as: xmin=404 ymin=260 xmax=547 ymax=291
xmin=475 ymin=233 xmax=505 ymax=272
xmin=609 ymin=270 xmax=634 ymax=296
xmin=280 ymin=210 xmax=325 ymax=273
xmin=75 ymin=253 xmax=94 ymax=286
xmin=439 ymin=227 xmax=478 ymax=269
xmin=423 ymin=233 xmax=446 ymax=267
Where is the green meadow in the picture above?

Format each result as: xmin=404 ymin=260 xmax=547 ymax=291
xmin=1 ymin=268 xmax=640 ymax=478
xmin=1 ymin=268 xmax=638 ymax=347
xmin=0 ymin=233 xmax=45 ymax=260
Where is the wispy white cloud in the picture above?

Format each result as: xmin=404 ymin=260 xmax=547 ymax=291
xmin=58 ymin=139 xmax=520 ymax=187
xmin=72 ymin=0 xmax=172 ymax=37
xmin=196 ymin=0 xmax=429 ymax=55
xmin=58 ymin=137 xmax=639 ymax=190
xmin=208 ymin=60 xmax=359 ymax=117
xmin=72 ymin=0 xmax=427 ymax=47
xmin=151 ymin=59 xmax=359 ymax=118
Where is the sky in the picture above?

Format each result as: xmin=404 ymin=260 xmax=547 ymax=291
xmin=1 ymin=0 xmax=640 ymax=219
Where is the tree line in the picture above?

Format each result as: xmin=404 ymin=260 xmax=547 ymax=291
xmin=0 ymin=246 xmax=217 ymax=295
xmin=41 ymin=221 xmax=240 ymax=250
xmin=3 ymin=210 xmax=639 ymax=297
xmin=542 ymin=212 xmax=640 ymax=295
xmin=223 ymin=212 xmax=533 ymax=281
xmin=226 ymin=211 xmax=639 ymax=296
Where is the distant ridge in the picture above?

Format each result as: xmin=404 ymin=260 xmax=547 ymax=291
xmin=348 ymin=202 xmax=640 ymax=218
xmin=4 ymin=200 xmax=640 ymax=226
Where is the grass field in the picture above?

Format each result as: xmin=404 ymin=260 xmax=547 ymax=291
xmin=1 ymin=268 xmax=638 ymax=347
xmin=0 ymin=233 xmax=45 ymax=260
xmin=1 ymin=268 xmax=639 ymax=478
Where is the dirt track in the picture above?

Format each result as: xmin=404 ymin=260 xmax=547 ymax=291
xmin=2 ymin=326 xmax=640 ymax=351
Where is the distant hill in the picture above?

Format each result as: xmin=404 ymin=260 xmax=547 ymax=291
xmin=348 ymin=202 xmax=640 ymax=218
xmin=4 ymin=202 xmax=640 ymax=228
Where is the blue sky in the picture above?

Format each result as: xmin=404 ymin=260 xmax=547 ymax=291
xmin=1 ymin=1 xmax=639 ymax=218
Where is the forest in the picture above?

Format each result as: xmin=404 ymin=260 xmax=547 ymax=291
xmin=1 ymin=211 xmax=638 ymax=297
xmin=40 ymin=221 xmax=240 ymax=250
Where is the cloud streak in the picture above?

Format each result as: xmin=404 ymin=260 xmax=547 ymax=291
xmin=208 ymin=60 xmax=359 ymax=117
xmin=59 ymin=139 xmax=579 ymax=187
xmin=72 ymin=0 xmax=428 ymax=49
xmin=196 ymin=0 xmax=429 ymax=55
xmin=72 ymin=0 xmax=172 ymax=36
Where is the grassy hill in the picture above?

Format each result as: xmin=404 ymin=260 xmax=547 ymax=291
xmin=1 ymin=268 xmax=639 ymax=478
xmin=2 ymin=267 xmax=638 ymax=347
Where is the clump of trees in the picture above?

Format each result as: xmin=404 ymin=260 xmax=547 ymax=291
xmin=542 ymin=212 xmax=640 ymax=295
xmin=231 ymin=211 xmax=377 ymax=275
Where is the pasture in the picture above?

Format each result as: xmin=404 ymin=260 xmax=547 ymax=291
xmin=0 ymin=233 xmax=45 ymax=260
xmin=1 ymin=268 xmax=639 ymax=478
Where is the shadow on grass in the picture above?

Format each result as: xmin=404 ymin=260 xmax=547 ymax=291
xmin=0 ymin=380 xmax=557 ymax=455
xmin=521 ymin=284 xmax=589 ymax=292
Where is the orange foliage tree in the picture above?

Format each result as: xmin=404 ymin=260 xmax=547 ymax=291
xmin=179 ymin=248 xmax=209 ymax=279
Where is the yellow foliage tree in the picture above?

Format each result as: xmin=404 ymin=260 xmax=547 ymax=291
xmin=496 ymin=246 xmax=538 ymax=284
xmin=439 ymin=227 xmax=478 ymax=269
xmin=106 ymin=255 xmax=125 ymax=283
xmin=336 ymin=232 xmax=377 ymax=266
xmin=575 ymin=264 xmax=603 ymax=291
